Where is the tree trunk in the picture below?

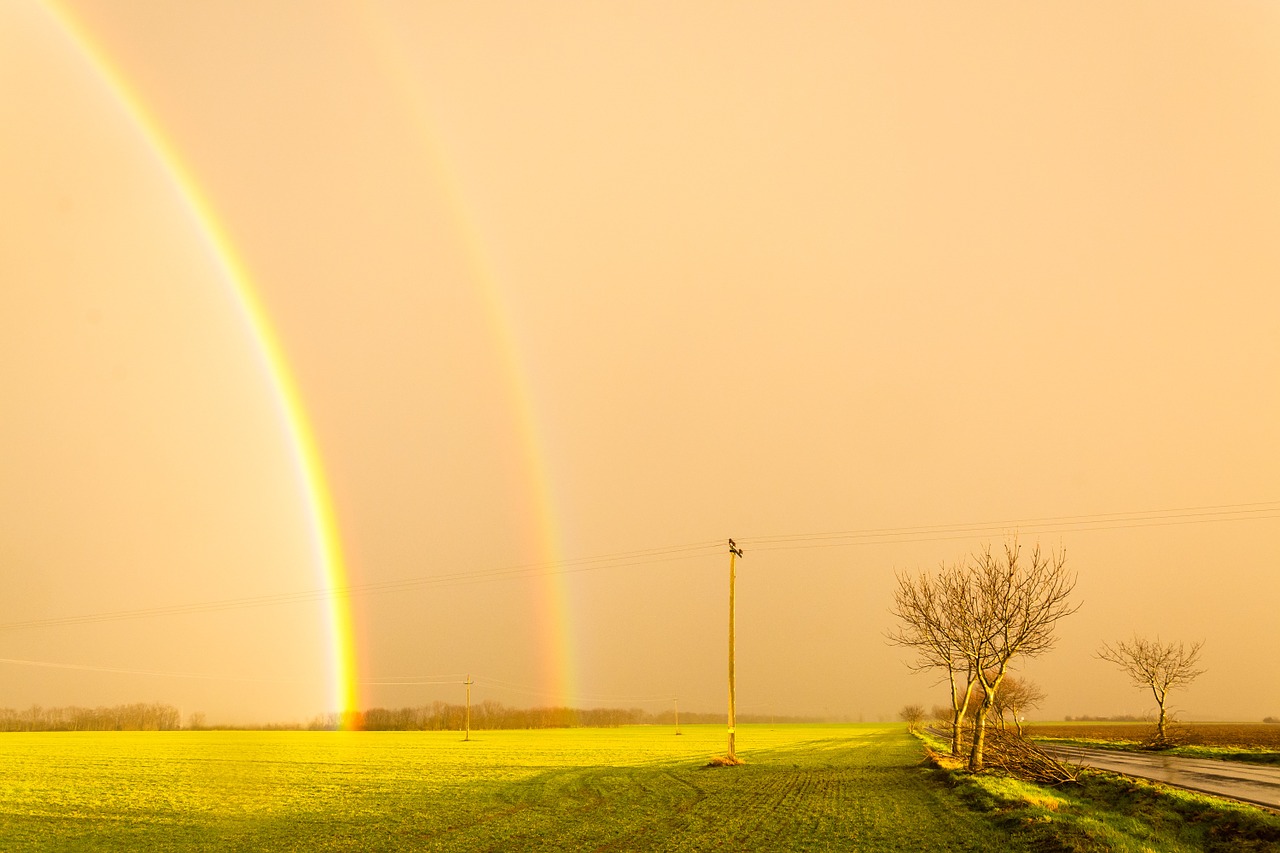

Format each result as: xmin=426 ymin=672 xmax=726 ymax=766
xmin=949 ymin=666 xmax=975 ymax=757
xmin=969 ymin=695 xmax=993 ymax=771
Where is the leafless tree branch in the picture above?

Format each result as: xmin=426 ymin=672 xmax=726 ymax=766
xmin=1097 ymin=636 xmax=1205 ymax=745
xmin=889 ymin=537 xmax=1078 ymax=771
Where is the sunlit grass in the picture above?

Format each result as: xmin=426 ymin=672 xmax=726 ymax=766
xmin=0 ymin=724 xmax=1032 ymax=852
xmin=10 ymin=723 xmax=1276 ymax=851
xmin=915 ymin=731 xmax=1280 ymax=853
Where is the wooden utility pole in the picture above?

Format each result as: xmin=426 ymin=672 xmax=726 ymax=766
xmin=727 ymin=538 xmax=743 ymax=761
xmin=674 ymin=698 xmax=681 ymax=735
xmin=464 ymin=675 xmax=474 ymax=741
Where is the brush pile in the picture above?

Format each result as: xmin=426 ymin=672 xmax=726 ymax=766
xmin=979 ymin=729 xmax=1081 ymax=785
xmin=1142 ymin=724 xmax=1188 ymax=751
xmin=706 ymin=755 xmax=744 ymax=767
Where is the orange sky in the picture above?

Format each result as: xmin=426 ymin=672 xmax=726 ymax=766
xmin=3 ymin=1 xmax=1278 ymax=724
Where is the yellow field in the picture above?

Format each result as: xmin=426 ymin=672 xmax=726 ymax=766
xmin=0 ymin=723 xmax=1033 ymax=851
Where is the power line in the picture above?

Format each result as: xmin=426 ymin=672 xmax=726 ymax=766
xmin=360 ymin=679 xmax=468 ymax=687
xmin=739 ymin=501 xmax=1280 ymax=552
xmin=745 ymin=500 xmax=1280 ymax=542
xmin=4 ymin=499 xmax=1274 ymax=704
xmin=0 ymin=656 xmax=679 ymax=705
xmin=359 ymin=674 xmax=469 ymax=686
xmin=0 ymin=540 xmax=722 ymax=633
xmin=471 ymin=675 xmax=676 ymax=705
xmin=1 ymin=500 xmax=1276 ymax=634
xmin=0 ymin=656 xmax=313 ymax=683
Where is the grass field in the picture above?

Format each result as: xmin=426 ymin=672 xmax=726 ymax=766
xmin=0 ymin=724 xmax=1036 ymax=852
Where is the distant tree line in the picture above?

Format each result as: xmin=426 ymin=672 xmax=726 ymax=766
xmin=0 ymin=701 xmax=824 ymax=732
xmin=0 ymin=703 xmax=182 ymax=732
xmin=305 ymin=701 xmax=820 ymax=732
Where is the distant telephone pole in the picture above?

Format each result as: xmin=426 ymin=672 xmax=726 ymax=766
xmin=727 ymin=538 xmax=744 ymax=761
xmin=674 ymin=697 xmax=681 ymax=736
xmin=464 ymin=675 xmax=474 ymax=741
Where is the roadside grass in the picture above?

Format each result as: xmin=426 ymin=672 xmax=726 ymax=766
xmin=0 ymin=724 xmax=1033 ymax=852
xmin=1032 ymin=736 xmax=1280 ymax=767
xmin=917 ymin=730 xmax=1280 ymax=853
xmin=1171 ymin=747 xmax=1280 ymax=765
xmin=1027 ymin=723 xmax=1280 ymax=766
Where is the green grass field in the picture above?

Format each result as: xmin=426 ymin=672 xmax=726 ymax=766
xmin=0 ymin=723 xmax=1034 ymax=851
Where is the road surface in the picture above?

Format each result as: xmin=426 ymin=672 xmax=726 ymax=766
xmin=1042 ymin=744 xmax=1280 ymax=811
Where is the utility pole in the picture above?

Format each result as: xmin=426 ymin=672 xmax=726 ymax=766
xmin=727 ymin=538 xmax=744 ymax=762
xmin=674 ymin=697 xmax=681 ymax=736
xmin=464 ymin=675 xmax=474 ymax=741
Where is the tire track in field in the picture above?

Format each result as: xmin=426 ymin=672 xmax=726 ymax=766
xmin=470 ymin=763 xmax=707 ymax=852
xmin=584 ymin=767 xmax=711 ymax=852
xmin=421 ymin=730 xmax=1030 ymax=852
xmin=593 ymin=731 xmax=1026 ymax=851
xmin=592 ymin=761 xmax=815 ymax=850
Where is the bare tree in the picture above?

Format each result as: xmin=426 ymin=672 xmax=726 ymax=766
xmin=1097 ymin=636 xmax=1205 ymax=744
xmin=898 ymin=704 xmax=926 ymax=732
xmin=992 ymin=676 xmax=1046 ymax=737
xmin=891 ymin=540 xmax=1076 ymax=771
xmin=889 ymin=562 xmax=978 ymax=756
xmin=953 ymin=541 xmax=1077 ymax=771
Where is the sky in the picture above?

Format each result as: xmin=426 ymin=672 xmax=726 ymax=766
xmin=3 ymin=1 xmax=1278 ymax=726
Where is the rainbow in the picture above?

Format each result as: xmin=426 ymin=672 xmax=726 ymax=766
xmin=41 ymin=4 xmax=361 ymax=724
xmin=343 ymin=5 xmax=579 ymax=705
xmin=42 ymin=2 xmax=581 ymax=712
xmin=472 ymin=269 xmax=579 ymax=707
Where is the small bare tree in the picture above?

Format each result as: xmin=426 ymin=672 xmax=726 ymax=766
xmin=898 ymin=704 xmax=926 ymax=732
xmin=992 ymin=676 xmax=1045 ymax=737
xmin=1097 ymin=636 xmax=1205 ymax=745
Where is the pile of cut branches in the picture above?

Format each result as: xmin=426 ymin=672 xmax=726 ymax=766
xmin=706 ymin=755 xmax=744 ymax=767
xmin=980 ymin=729 xmax=1081 ymax=785
xmin=1142 ymin=724 xmax=1188 ymax=751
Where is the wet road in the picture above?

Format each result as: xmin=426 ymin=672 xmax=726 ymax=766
xmin=1042 ymin=744 xmax=1280 ymax=810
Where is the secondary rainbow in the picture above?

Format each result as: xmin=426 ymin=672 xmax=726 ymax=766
xmin=44 ymin=4 xmax=361 ymax=723
xmin=347 ymin=5 xmax=581 ymax=705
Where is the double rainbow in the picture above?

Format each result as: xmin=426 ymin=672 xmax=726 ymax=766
xmin=34 ymin=5 xmax=582 ymax=723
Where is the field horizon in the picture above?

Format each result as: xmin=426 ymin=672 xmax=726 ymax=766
xmin=6 ymin=699 xmax=1280 ymax=732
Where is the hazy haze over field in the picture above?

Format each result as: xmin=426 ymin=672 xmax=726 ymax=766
xmin=3 ymin=1 xmax=1278 ymax=725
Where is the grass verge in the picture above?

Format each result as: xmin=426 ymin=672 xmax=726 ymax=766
xmin=916 ymin=730 xmax=1280 ymax=852
xmin=1026 ymin=723 xmax=1280 ymax=766
xmin=1033 ymin=736 xmax=1280 ymax=767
